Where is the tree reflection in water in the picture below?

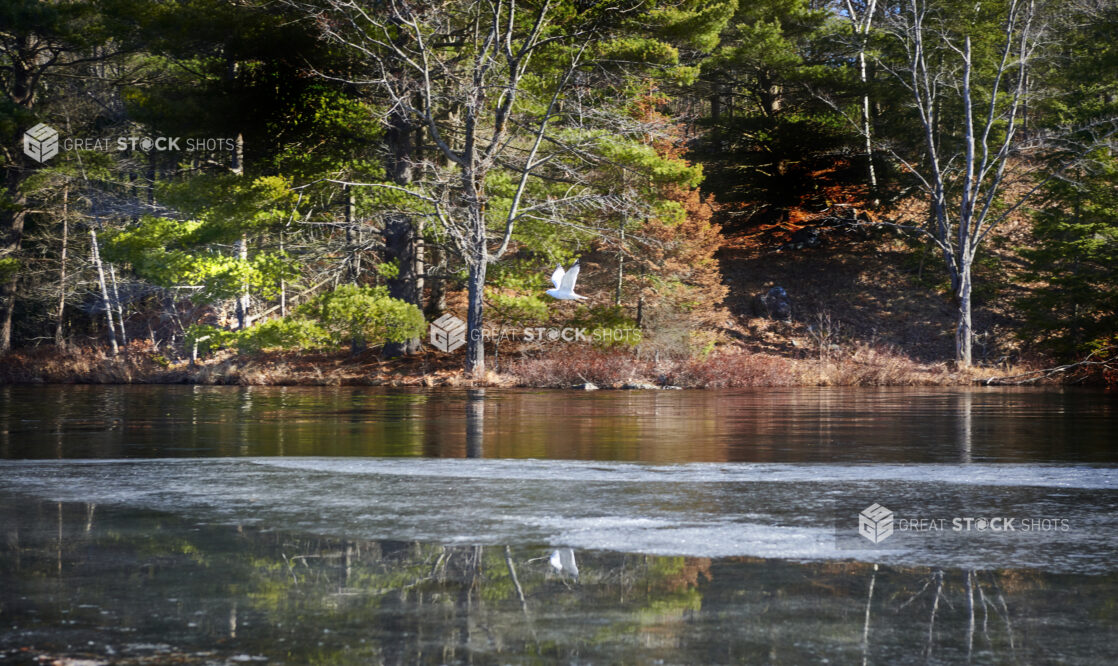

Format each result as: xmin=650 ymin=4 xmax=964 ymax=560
xmin=2 ymin=497 xmax=1113 ymax=665
xmin=465 ymin=389 xmax=484 ymax=459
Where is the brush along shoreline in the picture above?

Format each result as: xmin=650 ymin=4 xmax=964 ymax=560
xmin=0 ymin=342 xmax=1071 ymax=388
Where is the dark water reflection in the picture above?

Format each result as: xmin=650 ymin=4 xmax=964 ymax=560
xmin=3 ymin=497 xmax=1115 ymax=665
xmin=1 ymin=385 xmax=1114 ymax=462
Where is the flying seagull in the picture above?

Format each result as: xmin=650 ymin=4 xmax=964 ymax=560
xmin=546 ymin=260 xmax=587 ymax=300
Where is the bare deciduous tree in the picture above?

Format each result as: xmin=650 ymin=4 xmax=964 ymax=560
xmin=290 ymin=0 xmax=653 ymax=375
xmin=879 ymin=0 xmax=1045 ymax=366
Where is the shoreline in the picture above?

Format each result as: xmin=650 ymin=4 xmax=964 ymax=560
xmin=0 ymin=343 xmax=1076 ymax=388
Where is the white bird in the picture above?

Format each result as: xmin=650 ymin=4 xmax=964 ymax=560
xmin=549 ymin=548 xmax=580 ymax=579
xmin=546 ymin=260 xmax=587 ymax=300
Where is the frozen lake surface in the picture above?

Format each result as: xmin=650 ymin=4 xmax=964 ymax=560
xmin=1 ymin=386 xmax=1116 ymax=664
xmin=2 ymin=457 xmax=1116 ymax=574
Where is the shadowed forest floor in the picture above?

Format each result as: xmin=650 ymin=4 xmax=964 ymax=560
xmin=716 ymin=210 xmax=1037 ymax=366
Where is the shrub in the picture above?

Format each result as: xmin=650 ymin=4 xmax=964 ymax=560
xmin=183 ymin=286 xmax=424 ymax=358
xmin=185 ymin=324 xmax=240 ymax=358
xmin=662 ymin=352 xmax=798 ymax=388
xmin=296 ymin=284 xmax=426 ymax=351
xmin=506 ymin=349 xmax=652 ymax=387
xmin=236 ymin=317 xmax=327 ymax=353
xmin=802 ymin=343 xmax=948 ymax=386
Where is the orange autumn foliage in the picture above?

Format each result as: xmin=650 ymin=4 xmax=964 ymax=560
xmin=637 ymin=183 xmax=728 ymax=331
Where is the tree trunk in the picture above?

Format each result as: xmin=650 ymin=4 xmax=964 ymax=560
xmin=0 ymin=150 xmax=28 ymax=352
xmin=147 ymin=152 xmax=156 ymax=208
xmin=464 ymin=253 xmax=487 ymax=377
xmin=344 ymin=185 xmax=359 ymax=283
xmin=615 ymin=219 xmax=625 ymax=306
xmin=90 ymin=228 xmax=118 ymax=356
xmin=55 ymin=186 xmax=69 ymax=347
xmin=382 ymin=108 xmax=423 ymax=355
xmin=231 ymin=132 xmax=250 ymax=330
xmin=0 ymin=36 xmax=35 ymax=353
xmin=279 ymin=231 xmax=287 ymax=317
xmin=109 ymin=264 xmax=127 ymax=346
xmin=846 ymin=0 xmax=878 ymax=192
xmin=234 ymin=234 xmax=249 ymax=330
xmin=710 ymin=89 xmax=721 ymax=148
xmin=383 ymin=216 xmax=423 ymax=356
xmin=858 ymin=48 xmax=877 ymax=191
xmin=0 ymin=216 xmax=24 ymax=352
xmin=956 ymin=258 xmax=973 ymax=367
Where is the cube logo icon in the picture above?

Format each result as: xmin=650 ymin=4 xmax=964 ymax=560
xmin=429 ymin=314 xmax=466 ymax=352
xmin=859 ymin=503 xmax=894 ymax=543
xmin=24 ymin=123 xmax=59 ymax=163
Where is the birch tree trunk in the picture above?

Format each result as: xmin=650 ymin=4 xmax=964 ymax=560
xmin=90 ymin=228 xmax=118 ymax=356
xmin=55 ymin=186 xmax=69 ymax=347
xmin=425 ymin=244 xmax=447 ymax=319
xmin=109 ymin=264 xmax=127 ymax=346
xmin=279 ymin=231 xmax=287 ymax=317
xmin=615 ymin=220 xmax=625 ymax=307
xmin=231 ymin=132 xmax=250 ymax=330
xmin=957 ymin=254 xmax=973 ymax=366
xmin=234 ymin=234 xmax=249 ymax=330
xmin=344 ymin=185 xmax=358 ymax=284
xmin=845 ymin=0 xmax=878 ymax=191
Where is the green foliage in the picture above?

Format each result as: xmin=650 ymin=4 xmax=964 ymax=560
xmin=158 ymin=175 xmax=297 ymax=241
xmin=235 ymin=317 xmax=327 ymax=354
xmin=184 ymin=285 xmax=425 ymax=357
xmin=103 ymin=173 xmax=300 ymax=304
xmin=105 ymin=216 xmax=296 ymax=304
xmin=186 ymin=318 xmax=326 ymax=357
xmin=0 ymin=257 xmax=20 ymax=283
xmin=598 ymin=137 xmax=704 ymax=187
xmin=485 ymin=261 xmax=551 ymax=327
xmin=296 ymin=285 xmax=426 ymax=351
xmin=598 ymin=37 xmax=680 ymax=68
xmin=1013 ymin=3 xmax=1118 ymax=360
xmin=694 ymin=0 xmax=857 ymax=205
xmin=648 ymin=0 xmax=738 ymax=54
xmin=1019 ymin=152 xmax=1118 ymax=357
xmin=376 ymin=260 xmax=400 ymax=280
xmin=488 ymin=291 xmax=549 ymax=328
xmin=572 ymin=305 xmax=642 ymax=348
xmin=185 ymin=324 xmax=240 ymax=357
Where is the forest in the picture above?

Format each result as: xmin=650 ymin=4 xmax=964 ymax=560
xmin=1 ymin=0 xmax=1115 ymax=387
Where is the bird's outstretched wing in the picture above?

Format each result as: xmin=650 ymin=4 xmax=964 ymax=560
xmin=550 ymin=265 xmax=565 ymax=289
xmin=559 ymin=260 xmax=580 ymax=291
xmin=560 ymin=548 xmax=579 ymax=578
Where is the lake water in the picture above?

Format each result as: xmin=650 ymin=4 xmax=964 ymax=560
xmin=1 ymin=386 xmax=1116 ymax=664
